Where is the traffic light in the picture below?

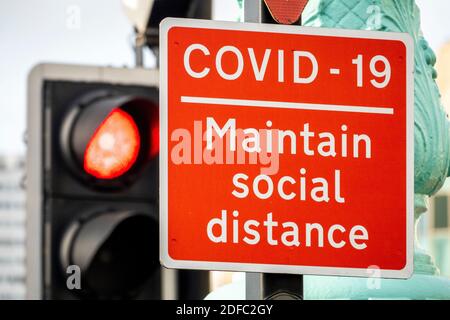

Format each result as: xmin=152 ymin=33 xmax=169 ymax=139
xmin=25 ymin=63 xmax=209 ymax=299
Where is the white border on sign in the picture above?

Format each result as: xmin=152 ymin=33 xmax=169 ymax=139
xmin=159 ymin=18 xmax=415 ymax=279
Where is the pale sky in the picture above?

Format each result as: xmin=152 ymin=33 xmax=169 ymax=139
xmin=0 ymin=0 xmax=449 ymax=155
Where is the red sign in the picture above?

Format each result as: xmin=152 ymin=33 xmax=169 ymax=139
xmin=160 ymin=18 xmax=414 ymax=278
xmin=264 ymin=0 xmax=309 ymax=24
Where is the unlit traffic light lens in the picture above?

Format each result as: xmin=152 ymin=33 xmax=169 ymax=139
xmin=84 ymin=109 xmax=141 ymax=179
xmin=60 ymin=211 xmax=158 ymax=298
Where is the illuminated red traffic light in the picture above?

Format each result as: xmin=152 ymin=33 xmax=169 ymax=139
xmin=84 ymin=109 xmax=141 ymax=179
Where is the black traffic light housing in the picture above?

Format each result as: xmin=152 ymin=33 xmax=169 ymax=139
xmin=145 ymin=0 xmax=212 ymax=48
xmin=26 ymin=64 xmax=209 ymax=299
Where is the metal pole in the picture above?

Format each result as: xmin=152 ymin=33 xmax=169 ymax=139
xmin=134 ymin=32 xmax=145 ymax=68
xmin=244 ymin=0 xmax=303 ymax=300
xmin=244 ymin=0 xmax=263 ymax=22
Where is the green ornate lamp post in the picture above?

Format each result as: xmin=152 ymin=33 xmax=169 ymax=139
xmin=301 ymin=0 xmax=450 ymax=299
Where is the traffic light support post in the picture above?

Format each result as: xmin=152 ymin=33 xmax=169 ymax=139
xmin=243 ymin=0 xmax=303 ymax=300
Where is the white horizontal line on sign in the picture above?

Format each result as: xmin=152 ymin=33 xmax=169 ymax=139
xmin=180 ymin=96 xmax=394 ymax=115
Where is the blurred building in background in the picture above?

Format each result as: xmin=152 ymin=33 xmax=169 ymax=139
xmin=0 ymin=155 xmax=25 ymax=299
xmin=424 ymin=40 xmax=450 ymax=278
xmin=428 ymin=187 xmax=450 ymax=277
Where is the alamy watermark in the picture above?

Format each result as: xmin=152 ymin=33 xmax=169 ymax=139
xmin=65 ymin=5 xmax=81 ymax=30
xmin=66 ymin=265 xmax=81 ymax=290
